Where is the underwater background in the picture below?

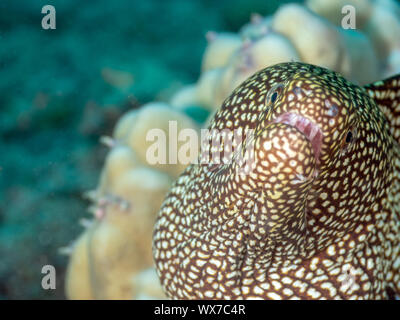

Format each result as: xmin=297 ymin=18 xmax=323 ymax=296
xmin=1 ymin=0 xmax=400 ymax=300
xmin=0 ymin=0 xmax=295 ymax=300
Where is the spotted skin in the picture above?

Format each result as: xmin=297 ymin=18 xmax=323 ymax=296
xmin=153 ymin=62 xmax=400 ymax=299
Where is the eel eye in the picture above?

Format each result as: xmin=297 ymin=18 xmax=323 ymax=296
xmin=345 ymin=130 xmax=353 ymax=144
xmin=267 ymin=83 xmax=284 ymax=105
xmin=271 ymin=91 xmax=278 ymax=103
xmin=341 ymin=127 xmax=357 ymax=154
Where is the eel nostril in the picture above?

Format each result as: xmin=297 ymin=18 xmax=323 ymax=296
xmin=293 ymin=86 xmax=311 ymax=101
xmin=271 ymin=91 xmax=278 ymax=103
xmin=325 ymin=99 xmax=339 ymax=117
xmin=293 ymin=86 xmax=303 ymax=99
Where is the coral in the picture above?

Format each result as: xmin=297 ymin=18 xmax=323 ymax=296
xmin=66 ymin=167 xmax=172 ymax=299
xmin=170 ymin=1 xmax=400 ymax=116
xmin=195 ymin=68 xmax=223 ymax=110
xmin=65 ymin=232 xmax=93 ymax=299
xmin=124 ymin=102 xmax=200 ymax=178
xmin=243 ymin=32 xmax=300 ymax=68
xmin=364 ymin=0 xmax=400 ymax=59
xmin=131 ymin=268 xmax=166 ymax=300
xmin=212 ymin=32 xmax=300 ymax=107
xmin=201 ymin=32 xmax=242 ymax=72
xmin=112 ymin=110 xmax=139 ymax=141
xmin=98 ymin=145 xmax=139 ymax=193
xmin=306 ymin=0 xmax=373 ymax=28
xmin=170 ymin=84 xmax=198 ymax=109
xmin=65 ymin=102 xmax=198 ymax=299
xmin=272 ymin=4 xmax=351 ymax=77
xmin=239 ymin=13 xmax=272 ymax=41
xmin=339 ymin=29 xmax=379 ymax=85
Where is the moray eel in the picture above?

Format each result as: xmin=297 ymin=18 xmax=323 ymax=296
xmin=153 ymin=62 xmax=400 ymax=299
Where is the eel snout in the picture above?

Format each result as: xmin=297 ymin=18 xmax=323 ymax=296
xmin=273 ymin=112 xmax=323 ymax=162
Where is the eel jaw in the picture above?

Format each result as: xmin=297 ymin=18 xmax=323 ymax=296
xmin=273 ymin=112 xmax=323 ymax=162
